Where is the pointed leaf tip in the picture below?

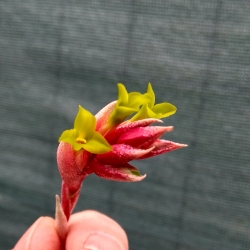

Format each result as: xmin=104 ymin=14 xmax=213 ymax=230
xmin=138 ymin=140 xmax=187 ymax=159
xmin=55 ymin=195 xmax=68 ymax=242
xmin=91 ymin=160 xmax=147 ymax=182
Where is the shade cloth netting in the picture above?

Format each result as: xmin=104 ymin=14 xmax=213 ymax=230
xmin=0 ymin=1 xmax=249 ymax=249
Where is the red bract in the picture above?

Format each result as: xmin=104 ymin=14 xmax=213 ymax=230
xmin=56 ymin=83 xmax=187 ymax=230
xmin=57 ymin=100 xmax=186 ymax=220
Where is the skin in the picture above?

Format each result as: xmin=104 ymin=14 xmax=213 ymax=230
xmin=13 ymin=210 xmax=129 ymax=250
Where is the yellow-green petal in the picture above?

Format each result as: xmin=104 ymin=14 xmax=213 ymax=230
xmin=74 ymin=105 xmax=96 ymax=140
xmin=128 ymin=92 xmax=152 ymax=108
xmin=130 ymin=104 xmax=155 ymax=121
xmin=58 ymin=129 xmax=82 ymax=151
xmin=147 ymin=83 xmax=155 ymax=108
xmin=82 ymin=131 xmax=112 ymax=154
xmin=151 ymin=103 xmax=177 ymax=118
xmin=107 ymin=106 xmax=137 ymax=126
xmin=130 ymin=83 xmax=177 ymax=121
xmin=59 ymin=129 xmax=76 ymax=143
xmin=117 ymin=83 xmax=128 ymax=106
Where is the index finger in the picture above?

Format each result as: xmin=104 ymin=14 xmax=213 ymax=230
xmin=13 ymin=216 xmax=61 ymax=250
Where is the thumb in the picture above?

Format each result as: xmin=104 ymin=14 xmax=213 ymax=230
xmin=66 ymin=210 xmax=128 ymax=250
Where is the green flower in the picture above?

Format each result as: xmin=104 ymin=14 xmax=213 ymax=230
xmin=59 ymin=105 xmax=112 ymax=153
xmin=130 ymin=83 xmax=177 ymax=121
xmin=108 ymin=83 xmax=151 ymax=125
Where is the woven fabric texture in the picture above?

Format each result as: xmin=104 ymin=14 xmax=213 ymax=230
xmin=0 ymin=0 xmax=249 ymax=249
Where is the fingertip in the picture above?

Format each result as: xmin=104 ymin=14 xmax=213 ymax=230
xmin=13 ymin=217 xmax=61 ymax=250
xmin=67 ymin=210 xmax=128 ymax=250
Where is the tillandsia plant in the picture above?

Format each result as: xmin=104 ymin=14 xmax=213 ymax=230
xmin=55 ymin=83 xmax=186 ymax=241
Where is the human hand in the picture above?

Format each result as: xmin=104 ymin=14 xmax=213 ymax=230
xmin=13 ymin=210 xmax=128 ymax=250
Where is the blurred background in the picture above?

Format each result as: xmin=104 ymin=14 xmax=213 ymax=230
xmin=1 ymin=0 xmax=250 ymax=249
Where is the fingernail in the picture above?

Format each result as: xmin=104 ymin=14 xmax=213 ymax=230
xmin=83 ymin=232 xmax=125 ymax=250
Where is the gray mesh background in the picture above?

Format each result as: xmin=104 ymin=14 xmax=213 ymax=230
xmin=1 ymin=0 xmax=250 ymax=249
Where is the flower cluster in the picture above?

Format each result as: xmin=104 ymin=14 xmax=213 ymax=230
xmin=57 ymin=83 xmax=186 ymax=220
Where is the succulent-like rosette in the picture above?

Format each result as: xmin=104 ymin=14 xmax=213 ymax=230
xmin=57 ymin=83 xmax=186 ymax=220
